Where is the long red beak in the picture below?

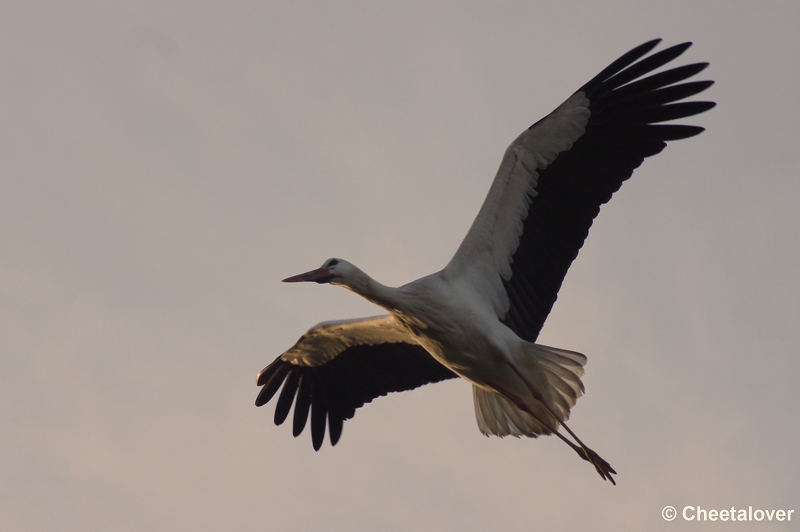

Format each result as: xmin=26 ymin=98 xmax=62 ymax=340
xmin=282 ymin=267 xmax=334 ymax=283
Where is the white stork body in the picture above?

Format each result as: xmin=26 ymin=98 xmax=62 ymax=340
xmin=342 ymin=267 xmax=582 ymax=420
xmin=256 ymin=39 xmax=715 ymax=484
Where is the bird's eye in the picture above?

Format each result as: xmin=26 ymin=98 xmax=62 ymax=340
xmin=328 ymin=259 xmax=339 ymax=267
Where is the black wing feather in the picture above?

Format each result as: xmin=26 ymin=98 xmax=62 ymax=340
xmin=292 ymin=374 xmax=311 ymax=437
xmin=273 ymin=369 xmax=300 ymax=425
xmin=256 ymin=342 xmax=457 ymax=450
xmin=502 ymin=40 xmax=714 ymax=342
xmin=310 ymin=390 xmax=327 ymax=451
xmin=255 ymin=360 xmax=290 ymax=406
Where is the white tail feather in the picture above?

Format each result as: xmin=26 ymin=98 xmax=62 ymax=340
xmin=473 ymin=344 xmax=587 ymax=438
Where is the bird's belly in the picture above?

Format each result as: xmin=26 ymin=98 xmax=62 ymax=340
xmin=402 ymin=317 xmax=513 ymax=390
xmin=389 ymin=290 xmax=517 ymax=388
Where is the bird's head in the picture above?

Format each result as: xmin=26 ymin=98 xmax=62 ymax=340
xmin=282 ymin=258 xmax=349 ymax=285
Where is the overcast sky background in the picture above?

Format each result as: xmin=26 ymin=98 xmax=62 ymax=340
xmin=2 ymin=1 xmax=799 ymax=530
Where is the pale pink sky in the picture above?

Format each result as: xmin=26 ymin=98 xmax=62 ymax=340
xmin=2 ymin=1 xmax=798 ymax=530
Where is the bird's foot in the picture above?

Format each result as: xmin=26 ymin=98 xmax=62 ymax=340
xmin=578 ymin=446 xmax=617 ymax=485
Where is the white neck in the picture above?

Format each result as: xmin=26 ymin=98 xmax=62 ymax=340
xmin=333 ymin=266 xmax=402 ymax=313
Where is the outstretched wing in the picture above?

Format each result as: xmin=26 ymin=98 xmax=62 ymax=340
xmin=255 ymin=315 xmax=458 ymax=450
xmin=447 ymin=39 xmax=715 ymax=342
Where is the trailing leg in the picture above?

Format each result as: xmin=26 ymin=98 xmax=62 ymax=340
xmin=487 ymin=376 xmax=616 ymax=485
xmin=505 ymin=362 xmax=616 ymax=484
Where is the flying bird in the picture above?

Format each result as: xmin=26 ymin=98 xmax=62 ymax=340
xmin=256 ymin=39 xmax=714 ymax=484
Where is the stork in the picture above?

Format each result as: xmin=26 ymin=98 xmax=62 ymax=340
xmin=256 ymin=39 xmax=715 ymax=484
